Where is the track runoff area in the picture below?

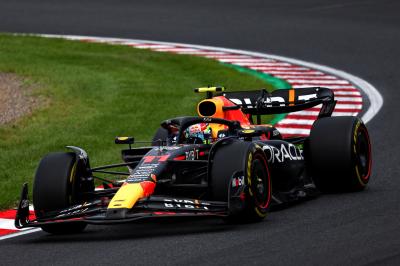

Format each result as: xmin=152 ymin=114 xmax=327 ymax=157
xmin=0 ymin=34 xmax=383 ymax=240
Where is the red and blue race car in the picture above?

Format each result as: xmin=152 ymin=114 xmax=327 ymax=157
xmin=15 ymin=86 xmax=371 ymax=234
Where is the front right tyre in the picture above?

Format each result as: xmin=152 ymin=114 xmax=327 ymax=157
xmin=210 ymin=141 xmax=271 ymax=222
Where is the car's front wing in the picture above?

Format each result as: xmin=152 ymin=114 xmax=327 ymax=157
xmin=14 ymin=184 xmax=229 ymax=229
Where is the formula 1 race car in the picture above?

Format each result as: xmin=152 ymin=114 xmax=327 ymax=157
xmin=15 ymin=86 xmax=371 ymax=234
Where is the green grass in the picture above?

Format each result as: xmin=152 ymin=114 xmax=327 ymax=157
xmin=0 ymin=34 xmax=274 ymax=209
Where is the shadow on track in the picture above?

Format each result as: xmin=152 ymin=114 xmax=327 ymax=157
xmin=21 ymin=217 xmax=246 ymax=244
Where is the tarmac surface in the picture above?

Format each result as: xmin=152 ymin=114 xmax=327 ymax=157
xmin=0 ymin=0 xmax=399 ymax=265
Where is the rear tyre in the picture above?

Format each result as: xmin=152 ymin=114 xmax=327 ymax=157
xmin=308 ymin=117 xmax=371 ymax=192
xmin=210 ymin=141 xmax=271 ymax=222
xmin=151 ymin=127 xmax=168 ymax=146
xmin=33 ymin=152 xmax=92 ymax=234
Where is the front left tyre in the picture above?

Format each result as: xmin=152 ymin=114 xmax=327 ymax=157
xmin=33 ymin=152 xmax=93 ymax=234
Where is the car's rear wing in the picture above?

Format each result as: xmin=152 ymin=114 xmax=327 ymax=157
xmin=219 ymin=87 xmax=336 ymax=118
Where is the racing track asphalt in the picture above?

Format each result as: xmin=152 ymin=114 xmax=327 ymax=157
xmin=0 ymin=0 xmax=400 ymax=265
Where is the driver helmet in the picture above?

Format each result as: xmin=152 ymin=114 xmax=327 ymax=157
xmin=184 ymin=123 xmax=212 ymax=144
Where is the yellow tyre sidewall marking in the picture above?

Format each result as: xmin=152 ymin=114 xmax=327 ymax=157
xmin=353 ymin=120 xmax=366 ymax=186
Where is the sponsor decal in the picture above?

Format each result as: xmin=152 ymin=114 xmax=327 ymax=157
xmin=229 ymin=97 xmax=256 ymax=108
xmin=154 ymin=146 xmax=181 ymax=151
xmin=218 ymin=132 xmax=226 ymax=138
xmin=262 ymin=143 xmax=303 ymax=163
xmin=163 ymin=198 xmax=209 ymax=210
xmin=20 ymin=199 xmax=29 ymax=209
xmin=258 ymin=96 xmax=285 ymax=107
xmin=127 ymin=164 xmax=159 ymax=182
xmin=298 ymin=93 xmax=317 ymax=101
xmin=55 ymin=202 xmax=93 ymax=218
xmin=232 ymin=175 xmax=245 ymax=187
xmin=185 ymin=149 xmax=199 ymax=160
xmin=127 ymin=175 xmax=149 ymax=183
xmin=143 ymin=155 xmax=169 ymax=163
xmin=58 ymin=202 xmax=90 ymax=214
xmin=56 ymin=208 xmax=89 ymax=218
xmin=227 ymin=92 xmax=318 ymax=109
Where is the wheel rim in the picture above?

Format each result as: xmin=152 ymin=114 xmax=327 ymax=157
xmin=251 ymin=154 xmax=271 ymax=209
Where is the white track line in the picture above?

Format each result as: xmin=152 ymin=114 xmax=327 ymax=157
xmin=333 ymin=92 xmax=362 ymax=96
xmin=286 ymin=80 xmax=351 ymax=85
xmin=335 ymin=97 xmax=363 ymax=102
xmin=275 ymin=128 xmax=312 ymax=135
xmin=277 ymin=119 xmax=315 ymax=125
xmin=215 ymin=58 xmax=278 ymax=63
xmin=264 ymin=71 xmax=325 ymax=75
xmin=0 ymin=228 xmax=41 ymax=241
xmin=0 ymin=219 xmax=31 ymax=231
xmin=275 ymin=75 xmax=340 ymax=79
xmin=232 ymin=62 xmax=297 ymax=67
xmin=256 ymin=66 xmax=310 ymax=70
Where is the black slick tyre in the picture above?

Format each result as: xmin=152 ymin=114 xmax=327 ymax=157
xmin=210 ymin=141 xmax=271 ymax=222
xmin=308 ymin=116 xmax=371 ymax=192
xmin=33 ymin=152 xmax=89 ymax=234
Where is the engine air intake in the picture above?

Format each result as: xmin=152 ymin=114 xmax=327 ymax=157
xmin=198 ymin=100 xmax=217 ymax=117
